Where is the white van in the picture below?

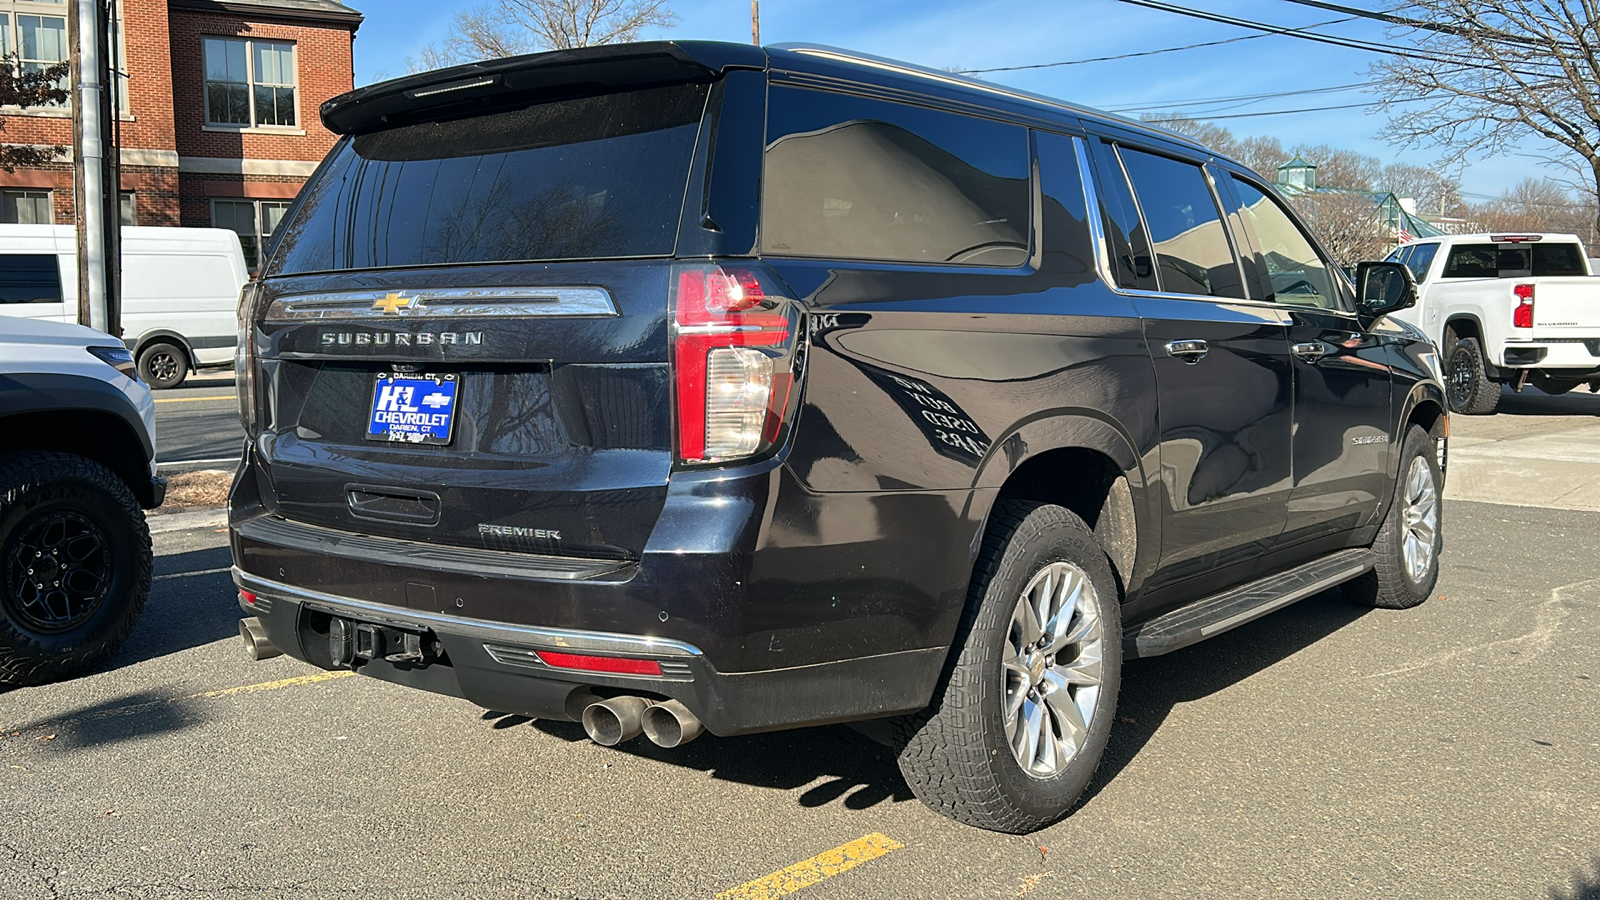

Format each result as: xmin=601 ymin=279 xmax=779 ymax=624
xmin=0 ymin=225 xmax=248 ymax=388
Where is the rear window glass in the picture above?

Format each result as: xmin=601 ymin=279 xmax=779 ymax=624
xmin=1442 ymin=242 xmax=1588 ymax=279
xmin=761 ymin=87 xmax=1030 ymax=267
xmin=267 ymin=83 xmax=709 ymax=275
xmin=1532 ymin=242 xmax=1587 ymax=276
xmin=0 ymin=254 xmax=63 ymax=304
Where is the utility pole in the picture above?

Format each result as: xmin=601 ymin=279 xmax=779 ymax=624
xmin=751 ymin=0 xmax=759 ymax=45
xmin=68 ymin=0 xmax=119 ymax=336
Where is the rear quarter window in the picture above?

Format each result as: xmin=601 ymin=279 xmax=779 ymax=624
xmin=761 ymin=87 xmax=1031 ymax=267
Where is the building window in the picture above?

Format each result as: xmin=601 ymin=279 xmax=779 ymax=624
xmin=120 ymin=191 xmax=135 ymax=225
xmin=2 ymin=189 xmax=53 ymax=224
xmin=212 ymin=198 xmax=290 ymax=269
xmin=0 ymin=3 xmax=69 ymax=106
xmin=204 ymin=37 xmax=296 ymax=128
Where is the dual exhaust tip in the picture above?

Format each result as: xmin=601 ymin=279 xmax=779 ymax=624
xmin=239 ymin=618 xmax=701 ymax=748
xmin=580 ymin=695 xmax=704 ymax=748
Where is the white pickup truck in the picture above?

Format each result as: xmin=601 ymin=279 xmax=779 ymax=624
xmin=1385 ymin=233 xmax=1600 ymax=414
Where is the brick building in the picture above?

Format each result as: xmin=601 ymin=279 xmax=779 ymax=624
xmin=0 ymin=0 xmax=361 ymax=267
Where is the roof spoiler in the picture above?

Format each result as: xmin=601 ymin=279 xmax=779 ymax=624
xmin=321 ymin=41 xmax=767 ymax=136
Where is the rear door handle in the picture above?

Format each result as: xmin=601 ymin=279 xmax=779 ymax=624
xmin=1292 ymin=341 xmax=1329 ymax=363
xmin=1165 ymin=339 xmax=1208 ymax=364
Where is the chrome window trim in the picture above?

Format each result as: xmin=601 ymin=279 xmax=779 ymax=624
xmin=264 ymin=286 xmax=619 ymax=322
xmin=233 ymin=568 xmax=704 ymax=658
xmin=1079 ymin=140 xmax=1360 ymax=319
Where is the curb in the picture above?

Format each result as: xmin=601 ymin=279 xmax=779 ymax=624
xmin=148 ymin=507 xmax=228 ymax=534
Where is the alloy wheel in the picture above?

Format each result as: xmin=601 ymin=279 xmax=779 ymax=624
xmin=1002 ymin=561 xmax=1104 ymax=778
xmin=3 ymin=510 xmax=112 ymax=633
xmin=1400 ymin=455 xmax=1438 ymax=584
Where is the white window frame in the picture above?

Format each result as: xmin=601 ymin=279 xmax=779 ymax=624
xmin=2 ymin=189 xmax=55 ymax=224
xmin=202 ymin=36 xmax=300 ymax=131
xmin=211 ymin=198 xmax=291 ymax=269
xmin=0 ymin=2 xmax=69 ymax=110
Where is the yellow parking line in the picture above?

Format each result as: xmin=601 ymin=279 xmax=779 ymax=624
xmin=3 ymin=670 xmax=356 ymax=738
xmin=716 ymin=833 xmax=904 ymax=900
xmin=199 ymin=670 xmax=355 ymax=698
xmin=154 ymin=395 xmax=234 ymax=404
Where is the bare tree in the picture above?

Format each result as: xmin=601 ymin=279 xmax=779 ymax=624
xmin=1371 ymin=0 xmax=1600 ymax=238
xmin=1287 ymin=144 xmax=1381 ymax=191
xmin=410 ymin=0 xmax=675 ymax=72
xmin=1290 ymin=191 xmax=1393 ymax=266
xmin=1471 ymin=176 xmax=1600 ymax=244
xmin=0 ymin=58 xmax=69 ymax=170
xmin=1381 ymin=162 xmax=1466 ymax=215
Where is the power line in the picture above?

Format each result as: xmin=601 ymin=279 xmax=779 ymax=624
xmin=1273 ymin=0 xmax=1558 ymax=48
xmin=1166 ymin=96 xmax=1435 ymax=121
xmin=1113 ymin=0 xmax=1553 ymax=76
xmin=956 ymin=15 xmax=1355 ymax=74
xmin=1108 ymin=79 xmax=1379 ymax=113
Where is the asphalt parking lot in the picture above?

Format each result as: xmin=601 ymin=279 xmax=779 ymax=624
xmin=4 ymin=394 xmax=1599 ymax=899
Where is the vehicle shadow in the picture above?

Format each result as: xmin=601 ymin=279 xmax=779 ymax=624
xmin=1078 ymin=587 xmax=1369 ymax=807
xmin=1551 ymin=856 xmax=1600 ymax=900
xmin=1492 ymin=385 xmax=1600 ymax=416
xmin=5 ymin=689 xmax=208 ymax=749
xmin=503 ymin=714 xmax=917 ymax=812
xmin=108 ymin=545 xmax=241 ymax=669
xmin=483 ymin=589 xmax=1368 ymax=815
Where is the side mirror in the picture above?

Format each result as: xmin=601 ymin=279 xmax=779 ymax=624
xmin=1355 ymin=261 xmax=1417 ymax=322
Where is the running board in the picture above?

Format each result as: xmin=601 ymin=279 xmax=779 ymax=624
xmin=1124 ymin=548 xmax=1375 ymax=659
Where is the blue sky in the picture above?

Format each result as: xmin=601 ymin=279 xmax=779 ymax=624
xmin=349 ymin=0 xmax=1558 ymax=202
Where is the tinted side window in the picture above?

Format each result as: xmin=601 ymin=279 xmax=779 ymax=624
xmin=1033 ymin=131 xmax=1095 ymax=283
xmin=1229 ymin=177 xmax=1338 ymax=308
xmin=0 ymin=254 xmax=63 ymax=304
xmin=1386 ymin=245 xmax=1411 ymax=265
xmin=1442 ymin=244 xmax=1498 ymax=278
xmin=763 ymin=88 xmax=1030 ymax=266
xmin=1087 ymin=139 xmax=1157 ymax=291
xmin=1533 ymin=242 xmax=1587 ymax=276
xmin=1119 ymin=147 xmax=1244 ymax=299
xmin=1406 ymin=243 xmax=1438 ymax=281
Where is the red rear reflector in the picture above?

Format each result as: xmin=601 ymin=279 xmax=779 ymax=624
xmin=536 ymin=651 xmax=663 ymax=676
xmin=1513 ymin=284 xmax=1534 ymax=328
xmin=240 ymin=590 xmax=257 ymax=606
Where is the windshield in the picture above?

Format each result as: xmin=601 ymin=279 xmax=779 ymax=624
xmin=265 ymin=82 xmax=710 ymax=276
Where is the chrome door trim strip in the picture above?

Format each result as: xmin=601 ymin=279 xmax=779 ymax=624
xmin=264 ymin=286 xmax=619 ymax=322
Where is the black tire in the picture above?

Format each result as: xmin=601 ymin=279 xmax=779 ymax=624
xmin=137 ymin=341 xmax=188 ymax=390
xmin=894 ymin=501 xmax=1122 ymax=833
xmin=1345 ymin=426 xmax=1441 ymax=610
xmin=1444 ymin=336 xmax=1500 ymax=415
xmin=0 ymin=452 xmax=152 ymax=686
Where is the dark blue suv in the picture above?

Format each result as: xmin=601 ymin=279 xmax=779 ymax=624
xmin=230 ymin=41 xmax=1446 ymax=832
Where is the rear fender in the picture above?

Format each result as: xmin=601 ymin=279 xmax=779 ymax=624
xmin=969 ymin=411 xmax=1159 ymax=595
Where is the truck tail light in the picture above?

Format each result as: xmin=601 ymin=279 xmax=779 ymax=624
xmin=1513 ymin=283 xmax=1534 ymax=329
xmin=670 ymin=262 xmax=803 ymax=465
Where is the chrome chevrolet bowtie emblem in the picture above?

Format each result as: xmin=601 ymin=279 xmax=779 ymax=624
xmin=372 ymin=292 xmax=413 ymax=314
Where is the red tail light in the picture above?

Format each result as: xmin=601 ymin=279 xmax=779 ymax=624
xmin=671 ymin=262 xmax=803 ymax=465
xmin=1513 ymin=283 xmax=1534 ymax=329
xmin=536 ymin=651 xmax=663 ymax=676
xmin=239 ymin=590 xmax=258 ymax=606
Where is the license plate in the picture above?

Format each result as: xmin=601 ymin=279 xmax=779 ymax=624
xmin=367 ymin=373 xmax=459 ymax=445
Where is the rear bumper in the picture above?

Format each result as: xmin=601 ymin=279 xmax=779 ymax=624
xmin=234 ymin=568 xmax=943 ymax=736
xmin=1501 ymin=340 xmax=1600 ymax=370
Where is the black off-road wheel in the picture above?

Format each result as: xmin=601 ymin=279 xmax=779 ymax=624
xmin=894 ymin=502 xmax=1122 ymax=834
xmin=137 ymin=341 xmax=188 ymax=390
xmin=1345 ymin=426 xmax=1441 ymax=610
xmin=1445 ymin=337 xmax=1500 ymax=415
xmin=0 ymin=453 xmax=152 ymax=686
